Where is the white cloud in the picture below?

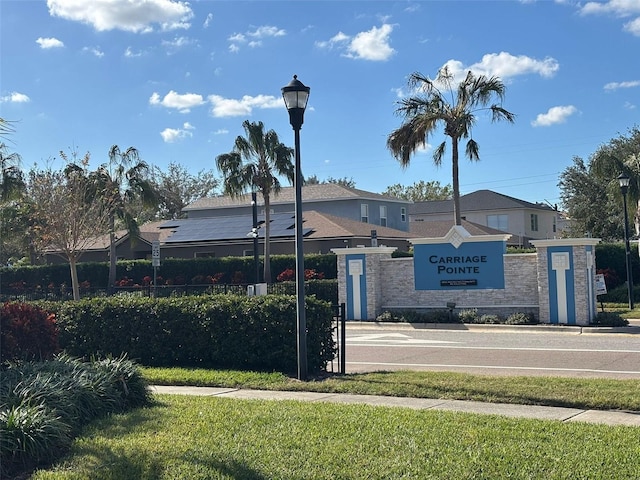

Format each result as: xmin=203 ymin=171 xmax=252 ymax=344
xmin=82 ymin=46 xmax=104 ymax=57
xmin=531 ymin=105 xmax=578 ymax=127
xmin=580 ymin=0 xmax=640 ymax=16
xmin=227 ymin=25 xmax=285 ymax=52
xmin=604 ymin=80 xmax=640 ymax=90
xmin=162 ymin=36 xmax=197 ymax=54
xmin=208 ymin=94 xmax=282 ymax=117
xmin=624 ymin=101 xmax=637 ymax=110
xmin=0 ymin=92 xmax=31 ymax=103
xmin=317 ymin=25 xmax=395 ymax=61
xmin=624 ymin=16 xmax=640 ymax=35
xmin=442 ymin=52 xmax=559 ymax=81
xmin=36 ymin=37 xmax=64 ymax=49
xmin=46 ymin=0 xmax=193 ymax=33
xmin=579 ymin=0 xmax=640 ymax=36
xmin=247 ymin=26 xmax=286 ymax=38
xmin=346 ymin=24 xmax=395 ymax=61
xmin=315 ymin=31 xmax=350 ymax=49
xmin=160 ymin=122 xmax=194 ymax=143
xmin=149 ymin=90 xmax=205 ymax=113
xmin=203 ymin=13 xmax=213 ymax=28
xmin=212 ymin=129 xmax=228 ymax=135
xmin=124 ymin=46 xmax=144 ymax=58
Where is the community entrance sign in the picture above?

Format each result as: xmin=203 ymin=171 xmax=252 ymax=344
xmin=412 ymin=226 xmax=510 ymax=290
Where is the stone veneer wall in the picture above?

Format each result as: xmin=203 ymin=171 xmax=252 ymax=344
xmin=377 ymin=253 xmax=539 ymax=319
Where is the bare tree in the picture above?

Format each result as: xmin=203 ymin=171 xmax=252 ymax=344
xmin=28 ymin=154 xmax=109 ymax=300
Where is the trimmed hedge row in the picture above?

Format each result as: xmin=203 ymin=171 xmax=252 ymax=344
xmin=0 ymin=254 xmax=338 ymax=291
xmin=49 ymin=295 xmax=336 ymax=374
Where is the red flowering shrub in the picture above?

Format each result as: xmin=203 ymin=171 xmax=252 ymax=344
xmin=277 ymin=268 xmax=295 ymax=282
xmin=277 ymin=268 xmax=325 ymax=282
xmin=0 ymin=302 xmax=60 ymax=362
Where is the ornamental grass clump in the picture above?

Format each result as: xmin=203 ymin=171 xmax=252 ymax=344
xmin=0 ymin=354 xmax=151 ymax=479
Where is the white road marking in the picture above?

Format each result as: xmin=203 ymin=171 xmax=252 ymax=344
xmin=346 ymin=342 xmax=640 ymax=354
xmin=346 ymin=362 xmax=640 ymax=375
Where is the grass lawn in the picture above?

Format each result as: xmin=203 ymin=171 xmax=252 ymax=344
xmin=31 ymin=394 xmax=640 ymax=479
xmin=140 ymin=368 xmax=640 ymax=411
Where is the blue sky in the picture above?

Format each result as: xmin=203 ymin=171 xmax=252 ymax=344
xmin=1 ymin=0 xmax=639 ymax=206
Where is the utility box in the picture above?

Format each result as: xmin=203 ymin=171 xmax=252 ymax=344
xmin=247 ymin=283 xmax=268 ymax=296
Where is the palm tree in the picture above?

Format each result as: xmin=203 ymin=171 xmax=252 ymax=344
xmin=0 ymin=143 xmax=25 ymax=267
xmin=216 ymin=120 xmax=294 ymax=283
xmin=92 ymin=145 xmax=158 ymax=292
xmin=387 ymin=66 xmax=515 ymax=225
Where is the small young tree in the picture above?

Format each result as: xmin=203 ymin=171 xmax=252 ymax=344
xmin=28 ymin=153 xmax=109 ymax=300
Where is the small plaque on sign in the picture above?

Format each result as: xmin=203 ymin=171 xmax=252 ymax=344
xmin=440 ymin=279 xmax=478 ymax=287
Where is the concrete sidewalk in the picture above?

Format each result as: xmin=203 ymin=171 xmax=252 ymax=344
xmin=150 ymin=385 xmax=640 ymax=427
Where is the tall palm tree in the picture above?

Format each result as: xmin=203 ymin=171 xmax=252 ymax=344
xmin=387 ymin=66 xmax=515 ymax=225
xmin=216 ymin=120 xmax=294 ymax=283
xmin=0 ymin=143 xmax=25 ymax=268
xmin=92 ymin=145 xmax=158 ymax=292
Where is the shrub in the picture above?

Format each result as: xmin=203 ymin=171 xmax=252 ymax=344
xmin=479 ymin=314 xmax=502 ymax=324
xmin=0 ymin=302 xmax=60 ymax=362
xmin=505 ymin=312 xmax=537 ymax=325
xmin=0 ymin=354 xmax=150 ymax=479
xmin=54 ymin=295 xmax=335 ymax=373
xmin=458 ymin=308 xmax=479 ymax=324
xmin=375 ymin=309 xmax=458 ymax=323
xmin=591 ymin=311 xmax=629 ymax=327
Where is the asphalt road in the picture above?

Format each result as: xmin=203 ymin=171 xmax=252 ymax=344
xmin=340 ymin=324 xmax=640 ymax=379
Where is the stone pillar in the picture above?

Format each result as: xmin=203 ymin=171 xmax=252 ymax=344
xmin=331 ymin=246 xmax=397 ymax=320
xmin=530 ymin=238 xmax=600 ymax=325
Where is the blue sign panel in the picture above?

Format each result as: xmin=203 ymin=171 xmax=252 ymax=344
xmin=414 ymin=241 xmax=506 ymax=290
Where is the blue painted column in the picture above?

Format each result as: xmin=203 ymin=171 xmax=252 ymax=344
xmin=531 ymin=239 xmax=600 ymax=325
xmin=331 ymin=246 xmax=397 ymax=320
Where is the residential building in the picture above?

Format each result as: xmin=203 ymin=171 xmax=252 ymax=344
xmin=184 ymin=183 xmax=411 ymax=232
xmin=409 ymin=190 xmax=560 ymax=247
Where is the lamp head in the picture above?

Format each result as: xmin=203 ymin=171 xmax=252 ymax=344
xmin=619 ymin=173 xmax=631 ymax=195
xmin=282 ymin=75 xmax=310 ymax=130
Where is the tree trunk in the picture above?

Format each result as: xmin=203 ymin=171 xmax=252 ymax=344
xmin=69 ymin=256 xmax=80 ymax=301
xmin=263 ymin=194 xmax=271 ymax=284
xmin=108 ymin=215 xmax=116 ymax=293
xmin=451 ymin=137 xmax=462 ymax=225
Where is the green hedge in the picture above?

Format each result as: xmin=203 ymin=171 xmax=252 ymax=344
xmin=0 ymin=254 xmax=338 ymax=291
xmin=51 ymin=295 xmax=336 ymax=373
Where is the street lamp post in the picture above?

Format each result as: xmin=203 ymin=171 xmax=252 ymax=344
xmin=618 ymin=173 xmax=634 ymax=310
xmin=282 ymin=75 xmax=310 ymax=381
xmin=251 ymin=191 xmax=260 ymax=284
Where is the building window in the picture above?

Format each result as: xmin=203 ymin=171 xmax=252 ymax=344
xmin=487 ymin=214 xmax=508 ymax=231
xmin=195 ymin=251 xmax=216 ymax=258
xmin=530 ymin=214 xmax=539 ymax=232
xmin=380 ymin=205 xmax=387 ymax=227
xmin=401 ymin=207 xmax=406 ymax=222
xmin=552 ymin=215 xmax=557 ymax=233
xmin=361 ymin=203 xmax=369 ymax=223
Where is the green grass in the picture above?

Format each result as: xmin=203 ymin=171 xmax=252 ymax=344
xmin=31 ymin=394 xmax=640 ymax=479
xmin=141 ymin=367 xmax=640 ymax=411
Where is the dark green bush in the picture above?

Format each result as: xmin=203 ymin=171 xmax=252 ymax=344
xmin=590 ymin=311 xmax=629 ymax=327
xmin=54 ymin=294 xmax=335 ymax=373
xmin=375 ymin=309 xmax=459 ymax=323
xmin=0 ymin=302 xmax=60 ymax=362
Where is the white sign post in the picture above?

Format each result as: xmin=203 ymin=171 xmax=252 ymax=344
xmin=152 ymin=241 xmax=160 ymax=297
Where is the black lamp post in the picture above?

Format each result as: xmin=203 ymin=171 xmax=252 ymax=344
xmin=282 ymin=75 xmax=310 ymax=380
xmin=618 ymin=173 xmax=634 ymax=310
xmin=251 ymin=191 xmax=260 ymax=285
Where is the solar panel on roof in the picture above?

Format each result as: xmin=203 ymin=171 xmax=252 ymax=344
xmin=163 ymin=213 xmax=311 ymax=243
